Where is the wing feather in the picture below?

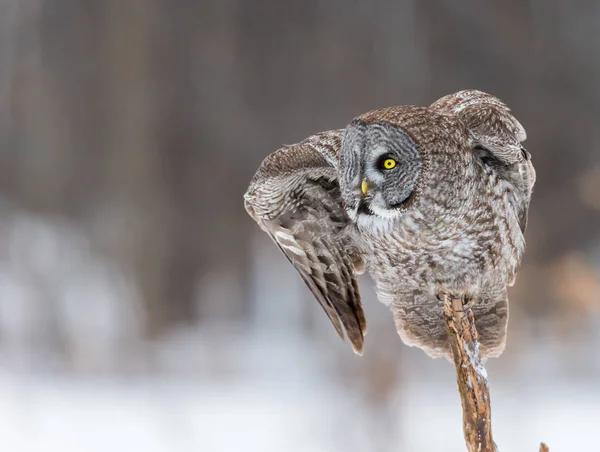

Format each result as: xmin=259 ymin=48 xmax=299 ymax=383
xmin=244 ymin=130 xmax=367 ymax=354
xmin=431 ymin=90 xmax=536 ymax=233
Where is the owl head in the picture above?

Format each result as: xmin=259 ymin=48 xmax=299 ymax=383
xmin=339 ymin=113 xmax=424 ymax=222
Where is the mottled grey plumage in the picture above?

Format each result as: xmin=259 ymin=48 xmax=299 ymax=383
xmin=244 ymin=90 xmax=535 ymax=359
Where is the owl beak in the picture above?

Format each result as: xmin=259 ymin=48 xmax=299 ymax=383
xmin=361 ymin=179 xmax=369 ymax=196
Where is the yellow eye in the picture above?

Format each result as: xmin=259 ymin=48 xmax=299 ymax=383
xmin=383 ymin=158 xmax=397 ymax=170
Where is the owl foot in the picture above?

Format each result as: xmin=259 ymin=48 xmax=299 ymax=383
xmin=437 ymin=290 xmax=475 ymax=312
xmin=456 ymin=296 xmax=476 ymax=312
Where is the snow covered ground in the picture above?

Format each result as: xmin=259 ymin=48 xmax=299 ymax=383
xmin=0 ymin=325 xmax=597 ymax=452
xmin=0 ymin=367 xmax=596 ymax=452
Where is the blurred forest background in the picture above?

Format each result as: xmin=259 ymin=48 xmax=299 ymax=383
xmin=0 ymin=1 xmax=599 ymax=451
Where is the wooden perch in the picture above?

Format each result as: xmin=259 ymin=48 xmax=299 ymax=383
xmin=442 ymin=291 xmax=496 ymax=452
xmin=441 ymin=291 xmax=549 ymax=452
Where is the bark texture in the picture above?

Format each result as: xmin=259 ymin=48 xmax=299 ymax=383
xmin=442 ymin=291 xmax=549 ymax=452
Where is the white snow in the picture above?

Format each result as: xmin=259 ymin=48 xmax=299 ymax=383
xmin=464 ymin=340 xmax=489 ymax=381
xmin=0 ymin=367 xmax=597 ymax=452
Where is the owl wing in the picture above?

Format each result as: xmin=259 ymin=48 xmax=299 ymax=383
xmin=244 ymin=130 xmax=367 ymax=354
xmin=431 ymin=90 xmax=536 ymax=233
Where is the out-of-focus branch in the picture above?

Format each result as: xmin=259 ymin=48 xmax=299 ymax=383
xmin=442 ymin=291 xmax=549 ymax=452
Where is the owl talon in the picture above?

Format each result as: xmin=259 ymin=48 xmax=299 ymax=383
xmin=437 ymin=290 xmax=475 ymax=312
xmin=455 ymin=297 xmax=476 ymax=312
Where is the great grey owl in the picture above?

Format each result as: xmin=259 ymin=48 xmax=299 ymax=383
xmin=244 ymin=90 xmax=535 ymax=360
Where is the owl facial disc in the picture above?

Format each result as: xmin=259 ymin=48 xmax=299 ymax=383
xmin=340 ymin=121 xmax=422 ymax=221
